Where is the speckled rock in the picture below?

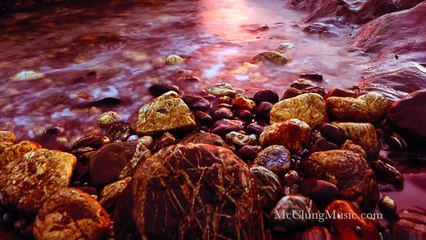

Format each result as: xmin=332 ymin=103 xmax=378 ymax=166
xmin=269 ymin=194 xmax=319 ymax=234
xmin=0 ymin=131 xmax=17 ymax=153
xmin=206 ymin=83 xmax=236 ymax=97
xmin=33 ymin=188 xmax=110 ymax=240
xmin=260 ymin=119 xmax=311 ymax=153
xmin=0 ymin=140 xmax=41 ymax=168
xmin=165 ymin=55 xmax=184 ymax=65
xmin=332 ymin=122 xmax=380 ymax=158
xmin=132 ymin=143 xmax=263 ymax=239
xmin=100 ymin=177 xmax=132 ymax=209
xmin=304 ymin=146 xmax=379 ymax=211
xmin=253 ymin=51 xmax=288 ymax=65
xmin=0 ymin=149 xmax=76 ymax=213
xmin=233 ymin=94 xmax=256 ymax=111
xmin=250 ymin=166 xmax=282 ymax=211
xmin=137 ymin=91 xmax=196 ymax=135
xmin=270 ymin=93 xmax=327 ymax=128
xmin=225 ymin=131 xmax=257 ymax=147
xmin=254 ymin=145 xmax=291 ymax=174
xmin=97 ymin=111 xmax=121 ymax=126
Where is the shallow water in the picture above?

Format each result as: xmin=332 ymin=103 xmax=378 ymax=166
xmin=0 ymin=0 xmax=368 ymax=142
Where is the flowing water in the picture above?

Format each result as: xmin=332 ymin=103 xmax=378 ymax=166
xmin=0 ymin=0 xmax=368 ymax=142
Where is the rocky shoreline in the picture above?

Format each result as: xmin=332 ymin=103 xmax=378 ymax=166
xmin=1 ymin=78 xmax=425 ymax=239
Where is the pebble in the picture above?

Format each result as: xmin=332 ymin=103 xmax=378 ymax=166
xmin=254 ymin=145 xmax=292 ymax=174
xmin=225 ymin=131 xmax=257 ymax=147
xmin=148 ymin=83 xmax=180 ymax=97
xmin=236 ymin=145 xmax=262 ymax=162
xmin=319 ymin=123 xmax=346 ymax=145
xmin=182 ymin=95 xmax=210 ymax=111
xmin=210 ymin=107 xmax=234 ymax=120
xmin=256 ymin=101 xmax=273 ymax=119
xmin=97 ymin=111 xmax=121 ymax=126
xmin=253 ymin=89 xmax=279 ymax=104
xmin=165 ymin=55 xmax=184 ymax=65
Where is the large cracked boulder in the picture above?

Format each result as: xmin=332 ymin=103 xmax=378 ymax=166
xmin=137 ymin=91 xmax=196 ymax=135
xmin=132 ymin=143 xmax=263 ymax=239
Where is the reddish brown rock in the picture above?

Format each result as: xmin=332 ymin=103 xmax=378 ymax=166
xmin=236 ymin=145 xmax=262 ymax=162
xmin=225 ymin=131 xmax=256 ymax=147
xmin=152 ymin=132 xmax=176 ymax=152
xmin=233 ymin=94 xmax=256 ymax=111
xmin=325 ymin=87 xmax=356 ymax=98
xmin=33 ymin=188 xmax=110 ymax=240
xmin=100 ymin=177 xmax=132 ymax=209
xmin=325 ymin=200 xmax=380 ymax=240
xmin=299 ymin=178 xmax=339 ymax=207
xmin=304 ymin=147 xmax=379 ymax=211
xmin=371 ymin=159 xmax=404 ymax=186
xmin=182 ymin=95 xmax=210 ymax=111
xmin=387 ymin=89 xmax=426 ymax=140
xmin=132 ymin=143 xmax=263 ymax=239
xmin=0 ymin=141 xmax=41 ymax=168
xmin=210 ymin=107 xmax=234 ymax=120
xmin=254 ymin=145 xmax=291 ymax=174
xmin=250 ymin=166 xmax=282 ymax=211
xmin=0 ymin=149 xmax=76 ymax=213
xmin=253 ymin=89 xmax=279 ymax=104
xmin=181 ymin=132 xmax=228 ymax=147
xmin=319 ymin=123 xmax=346 ymax=145
xmin=260 ymin=119 xmax=311 ymax=153
xmin=393 ymin=208 xmax=426 ymax=239
xmin=0 ymin=131 xmax=17 ymax=153
xmin=270 ymin=93 xmax=327 ymax=128
xmin=211 ymin=119 xmax=244 ymax=136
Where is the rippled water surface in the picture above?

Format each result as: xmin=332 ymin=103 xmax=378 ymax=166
xmin=0 ymin=0 xmax=368 ymax=141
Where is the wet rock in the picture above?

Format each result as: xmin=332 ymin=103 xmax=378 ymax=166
xmin=304 ymin=147 xmax=379 ymax=211
xmin=152 ymin=132 xmax=176 ymax=152
xmin=371 ymin=159 xmax=404 ymax=186
xmin=325 ymin=87 xmax=356 ymax=98
xmin=309 ymin=137 xmax=338 ymax=153
xmin=333 ymin=122 xmax=380 ymax=158
xmin=182 ymin=95 xmax=210 ymax=111
xmin=72 ymin=135 xmax=110 ymax=150
xmin=253 ymin=51 xmax=288 ymax=65
xmin=282 ymin=170 xmax=301 ymax=187
xmin=113 ymin=183 xmax=138 ymax=240
xmin=278 ymin=42 xmax=295 ymax=51
xmin=253 ymin=89 xmax=279 ymax=104
xmin=387 ymin=132 xmax=408 ymax=150
xmin=250 ymin=166 xmax=282 ymax=211
xmin=255 ymin=101 xmax=273 ymax=119
xmin=137 ymin=91 xmax=196 ymax=135
xmin=282 ymin=87 xmax=302 ymax=99
xmin=211 ymin=119 xmax=244 ymax=136
xmin=181 ymin=132 xmax=227 ymax=147
xmin=97 ymin=111 xmax=121 ymax=127
xmin=12 ymin=70 xmax=44 ymax=81
xmin=387 ymin=89 xmax=426 ymax=140
xmin=289 ymin=79 xmax=326 ymax=96
xmin=326 ymin=92 xmax=389 ymax=123
xmin=0 ymin=149 xmax=76 ymax=213
xmin=233 ymin=94 xmax=256 ymax=111
xmin=225 ymin=131 xmax=257 ymax=147
xmin=269 ymin=194 xmax=319 ymax=234
xmin=236 ymin=145 xmax=262 ymax=162
xmin=33 ymin=188 xmax=110 ymax=240
xmin=193 ymin=110 xmax=213 ymax=125
xmin=0 ymin=141 xmax=41 ymax=168
xmin=299 ymin=72 xmax=323 ymax=82
xmin=206 ymin=83 xmax=236 ymax=97
xmin=165 ymin=55 xmax=184 ymax=65
xmin=299 ymin=178 xmax=339 ymax=207
xmin=393 ymin=208 xmax=426 ymax=238
xmin=260 ymin=119 xmax=311 ymax=153
xmin=254 ymin=145 xmax=292 ymax=174
xmin=246 ymin=122 xmax=266 ymax=136
xmin=138 ymin=135 xmax=154 ymax=149
xmin=378 ymin=195 xmax=397 ymax=215
xmin=271 ymin=93 xmax=327 ymax=128
xmin=234 ymin=108 xmax=253 ymax=121
xmin=89 ymin=141 xmax=137 ymax=187
xmin=319 ymin=123 xmax=346 ymax=145
xmin=325 ymin=200 xmax=380 ymax=239
xmin=118 ymin=140 xmax=151 ymax=180
xmin=100 ymin=177 xmax=132 ymax=209
xmin=149 ymin=83 xmax=180 ymax=97
xmin=132 ymin=143 xmax=263 ymax=239
xmin=105 ymin=122 xmax=134 ymax=142
xmin=0 ymin=131 xmax=17 ymax=153
xmin=210 ymin=107 xmax=234 ymax=120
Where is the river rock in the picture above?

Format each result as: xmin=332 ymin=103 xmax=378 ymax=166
xmin=118 ymin=140 xmax=152 ymax=180
xmin=250 ymin=166 xmax=282 ymax=211
xmin=325 ymin=87 xmax=356 ymax=98
xmin=270 ymin=93 xmax=327 ymax=128
xmin=371 ymin=159 xmax=404 ymax=186
xmin=182 ymin=95 xmax=210 ymax=111
xmin=100 ymin=177 xmax=132 ymax=209
xmin=132 ymin=143 xmax=263 ymax=239
xmin=181 ymin=132 xmax=228 ymax=147
xmin=149 ymin=83 xmax=181 ymax=97
xmin=378 ymin=195 xmax=397 ymax=215
xmin=325 ymin=200 xmax=380 ymax=240
xmin=0 ymin=131 xmax=17 ymax=152
xmin=253 ymin=89 xmax=279 ymax=104
xmin=165 ymin=55 xmax=184 ymax=65
xmin=269 ymin=194 xmax=319 ymax=234
xmin=299 ymin=178 xmax=339 ymax=207
xmin=225 ymin=131 xmax=257 ymax=147
xmin=319 ymin=123 xmax=346 ymax=145
xmin=211 ymin=119 xmax=244 ymax=136
xmin=259 ymin=119 xmax=311 ymax=153
xmin=236 ymin=145 xmax=262 ymax=162
xmin=304 ymin=147 xmax=379 ymax=211
xmin=387 ymin=89 xmax=426 ymax=140
xmin=233 ymin=94 xmax=256 ymax=111
xmin=206 ymin=83 xmax=236 ymax=97
xmin=97 ymin=111 xmax=121 ymax=126
xmin=210 ymin=107 xmax=234 ymax=120
xmin=253 ymin=51 xmax=288 ymax=65
xmin=234 ymin=108 xmax=253 ymax=121
xmin=0 ymin=140 xmax=41 ymax=168
xmin=152 ymin=132 xmax=176 ymax=152
xmin=0 ymin=149 xmax=76 ymax=213
xmin=136 ymin=91 xmax=196 ymax=135
xmin=33 ymin=188 xmax=110 ymax=240
xmin=254 ymin=145 xmax=291 ymax=174
xmin=332 ymin=122 xmax=380 ymax=158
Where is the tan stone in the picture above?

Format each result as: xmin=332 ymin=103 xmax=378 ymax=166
xmin=0 ymin=131 xmax=17 ymax=156
xmin=0 ymin=141 xmax=41 ymax=168
xmin=270 ymin=93 xmax=327 ymax=128
xmin=136 ymin=91 xmax=196 ymax=135
xmin=0 ymin=149 xmax=76 ymax=213
xmin=34 ymin=188 xmax=110 ymax=240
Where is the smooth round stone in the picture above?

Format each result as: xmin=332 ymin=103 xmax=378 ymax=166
xmin=378 ymin=195 xmax=397 ymax=215
xmin=193 ymin=110 xmax=214 ymax=125
xmin=319 ymin=123 xmax=345 ymax=145
xmin=253 ymin=89 xmax=279 ymax=104
xmin=282 ymin=87 xmax=302 ymax=99
xmin=210 ymin=107 xmax=234 ymax=120
xmin=254 ymin=145 xmax=291 ymax=174
xmin=299 ymin=178 xmax=339 ymax=207
xmin=256 ymin=101 xmax=273 ymax=119
xmin=236 ymin=145 xmax=262 ymax=162
xmin=250 ymin=166 xmax=283 ymax=211
xmin=149 ymin=83 xmax=180 ymax=97
xmin=269 ymin=194 xmax=319 ymax=234
xmin=234 ymin=108 xmax=253 ymax=121
xmin=182 ymin=95 xmax=210 ymax=111
xmin=282 ymin=170 xmax=301 ymax=186
xmin=211 ymin=119 xmax=244 ymax=136
xmin=246 ymin=122 xmax=266 ymax=136
xmin=309 ymin=137 xmax=338 ymax=153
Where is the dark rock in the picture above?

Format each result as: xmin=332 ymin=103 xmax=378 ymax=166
xmin=236 ymin=145 xmax=262 ymax=162
xmin=299 ymin=178 xmax=339 ymax=207
xmin=89 ymin=141 xmax=137 ymax=187
xmin=282 ymin=170 xmax=301 ymax=187
xmin=325 ymin=87 xmax=356 ymax=98
xmin=293 ymin=226 xmax=332 ymax=240
xmin=282 ymin=87 xmax=303 ymax=99
xmin=256 ymin=101 xmax=273 ymax=119
xmin=319 ymin=123 xmax=346 ymax=145
xmin=105 ymin=122 xmax=134 ymax=142
xmin=371 ymin=160 xmax=404 ymax=186
xmin=253 ymin=89 xmax=279 ymax=104
xmin=254 ymin=145 xmax=292 ymax=174
xmin=387 ymin=89 xmax=426 ymax=140
xmin=269 ymin=194 xmax=319 ymax=234
xmin=211 ymin=119 xmax=244 ymax=136
xmin=250 ymin=166 xmax=282 ymax=211
xmin=181 ymin=132 xmax=227 ymax=147
xmin=72 ymin=135 xmax=110 ymax=150
xmin=378 ymin=195 xmax=397 ymax=215
xmin=325 ymin=200 xmax=380 ymax=239
xmin=149 ymin=83 xmax=180 ymax=97
xmin=210 ymin=107 xmax=234 ymax=120
xmin=182 ymin=95 xmax=210 ymax=111
xmin=393 ymin=208 xmax=426 ymax=238
xmin=193 ymin=110 xmax=213 ymax=125
xmin=309 ymin=137 xmax=338 ymax=153
xmin=132 ymin=143 xmax=263 ymax=239
xmin=152 ymin=132 xmax=176 ymax=152
xmin=299 ymin=72 xmax=323 ymax=81
xmin=234 ymin=108 xmax=253 ymax=121
xmin=246 ymin=122 xmax=266 ymax=136
xmin=113 ymin=183 xmax=138 ymax=240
